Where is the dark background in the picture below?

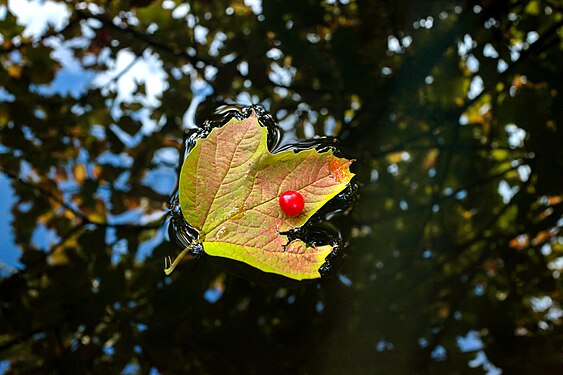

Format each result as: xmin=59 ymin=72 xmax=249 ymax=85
xmin=0 ymin=0 xmax=562 ymax=374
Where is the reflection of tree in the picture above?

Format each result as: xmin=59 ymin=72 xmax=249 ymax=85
xmin=0 ymin=0 xmax=561 ymax=374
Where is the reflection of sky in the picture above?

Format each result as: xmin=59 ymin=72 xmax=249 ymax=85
xmin=0 ymin=360 xmax=9 ymax=374
xmin=31 ymin=223 xmax=60 ymax=251
xmin=0 ymin=171 xmax=62 ymax=271
xmin=32 ymin=38 xmax=96 ymax=98
xmin=0 ymin=87 xmax=15 ymax=102
xmin=457 ymin=331 xmax=501 ymax=374
xmin=0 ymin=174 xmax=20 ymax=271
xmin=457 ymin=330 xmax=483 ymax=352
xmin=7 ymin=0 xmax=69 ymax=37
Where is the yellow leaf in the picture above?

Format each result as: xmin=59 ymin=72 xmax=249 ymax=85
xmin=7 ymin=65 xmax=21 ymax=79
xmin=170 ymin=113 xmax=354 ymax=280
xmin=74 ymin=164 xmax=87 ymax=183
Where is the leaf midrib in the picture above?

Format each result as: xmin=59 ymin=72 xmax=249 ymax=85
xmin=199 ymin=124 xmax=252 ymax=233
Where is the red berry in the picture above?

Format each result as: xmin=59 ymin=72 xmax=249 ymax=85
xmin=279 ymin=190 xmax=305 ymax=217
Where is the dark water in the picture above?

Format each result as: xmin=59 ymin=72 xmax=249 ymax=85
xmin=0 ymin=1 xmax=561 ymax=374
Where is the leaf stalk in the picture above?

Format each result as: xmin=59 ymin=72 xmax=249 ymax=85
xmin=164 ymin=243 xmax=197 ymax=275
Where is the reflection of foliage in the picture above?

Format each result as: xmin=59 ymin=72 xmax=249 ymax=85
xmin=0 ymin=0 xmax=561 ymax=373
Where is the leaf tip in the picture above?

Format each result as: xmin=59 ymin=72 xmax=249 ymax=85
xmin=329 ymin=156 xmax=355 ymax=183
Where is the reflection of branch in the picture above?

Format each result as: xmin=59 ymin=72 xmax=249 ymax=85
xmin=0 ymin=13 xmax=79 ymax=54
xmin=0 ymin=262 xmax=18 ymax=275
xmin=350 ymin=17 xmax=563 ymax=154
xmin=367 ymin=122 xmax=444 ymax=159
xmin=48 ymin=222 xmax=87 ymax=255
xmin=0 ymin=329 xmax=42 ymax=354
xmin=360 ymin=162 xmax=524 ymax=224
xmin=372 ymin=144 xmax=527 ymax=158
xmin=418 ymin=177 xmax=533 ymax=369
xmin=457 ymin=18 xmax=563 ymax=114
xmin=74 ymin=8 xmax=215 ymax=77
xmin=407 ymin=114 xmax=462 ymax=274
xmin=104 ymin=53 xmax=143 ymax=88
xmin=448 ymin=162 xmax=523 ymax=200
xmin=417 ymin=246 xmax=488 ymax=368
xmin=0 ymin=167 xmax=161 ymax=231
xmin=105 ymin=52 xmax=144 ymax=115
xmin=449 ymin=191 xmax=517 ymax=260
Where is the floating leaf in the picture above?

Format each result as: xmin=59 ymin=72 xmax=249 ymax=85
xmin=167 ymin=113 xmax=354 ymax=280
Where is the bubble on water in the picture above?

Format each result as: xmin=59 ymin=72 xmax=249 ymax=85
xmin=215 ymin=226 xmax=229 ymax=240
xmin=226 ymin=206 xmax=241 ymax=218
